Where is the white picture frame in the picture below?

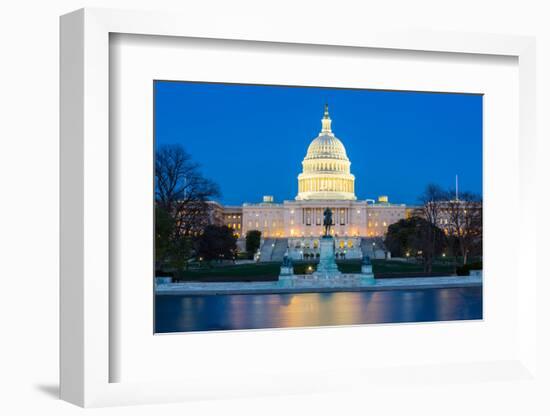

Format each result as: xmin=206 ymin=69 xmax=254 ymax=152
xmin=60 ymin=8 xmax=538 ymax=407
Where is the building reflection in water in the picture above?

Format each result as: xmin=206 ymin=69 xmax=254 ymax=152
xmin=155 ymin=287 xmax=482 ymax=333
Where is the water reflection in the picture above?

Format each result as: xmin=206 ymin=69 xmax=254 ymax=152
xmin=155 ymin=287 xmax=482 ymax=333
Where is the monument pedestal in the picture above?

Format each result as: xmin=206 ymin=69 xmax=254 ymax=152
xmin=278 ymin=249 xmax=294 ymax=283
xmin=361 ymin=264 xmax=373 ymax=276
xmin=360 ymin=264 xmax=375 ymax=283
xmin=279 ymin=266 xmax=294 ymax=278
xmin=313 ymin=236 xmax=342 ymax=279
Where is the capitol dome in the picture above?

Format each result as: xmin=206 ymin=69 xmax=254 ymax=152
xmin=304 ymin=133 xmax=349 ymax=161
xmin=296 ymin=105 xmax=356 ymax=201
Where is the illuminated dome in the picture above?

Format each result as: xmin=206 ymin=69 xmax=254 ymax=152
xmin=296 ymin=105 xmax=356 ymax=201
xmin=305 ymin=133 xmax=349 ymax=161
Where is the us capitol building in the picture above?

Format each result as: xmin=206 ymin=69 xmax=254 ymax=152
xmin=212 ymin=105 xmax=411 ymax=261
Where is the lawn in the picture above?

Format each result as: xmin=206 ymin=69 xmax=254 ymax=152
xmin=170 ymin=259 xmax=461 ymax=282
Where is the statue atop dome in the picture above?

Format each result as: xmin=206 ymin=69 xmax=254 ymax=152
xmin=321 ymin=103 xmax=332 ymax=133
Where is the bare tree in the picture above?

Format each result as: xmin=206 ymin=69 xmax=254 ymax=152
xmin=155 ymin=145 xmax=220 ymax=272
xmin=417 ymin=184 xmax=447 ymax=272
xmin=155 ymin=145 xmax=220 ymax=238
xmin=445 ymin=191 xmax=482 ymax=265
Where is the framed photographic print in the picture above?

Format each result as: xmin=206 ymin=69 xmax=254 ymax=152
xmin=153 ymin=81 xmax=483 ymax=334
xmin=60 ymin=8 xmax=538 ymax=408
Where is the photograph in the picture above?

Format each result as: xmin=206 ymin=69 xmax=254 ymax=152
xmin=153 ymin=80 xmax=483 ymax=333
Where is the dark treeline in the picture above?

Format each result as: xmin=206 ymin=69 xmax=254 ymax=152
xmin=385 ymin=184 xmax=482 ymax=273
xmin=155 ymin=144 xmax=236 ymax=276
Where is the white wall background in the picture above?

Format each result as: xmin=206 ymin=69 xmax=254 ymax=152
xmin=0 ymin=1 xmax=548 ymax=415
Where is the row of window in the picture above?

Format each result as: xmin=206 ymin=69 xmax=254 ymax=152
xmin=303 ymin=161 xmax=348 ymax=172
xmin=368 ymin=222 xmax=388 ymax=227
xmin=298 ymin=178 xmax=354 ymax=193
xmin=247 ymin=221 xmax=281 ymax=228
xmin=246 ymin=211 xmax=283 ymax=217
xmin=368 ymin=211 xmax=401 ymax=217
xmin=243 ymin=210 xmax=403 ymax=218
xmin=246 ymin=221 xmax=390 ymax=229
xmin=292 ymin=239 xmax=355 ymax=249
xmin=224 ymin=214 xmax=241 ymax=219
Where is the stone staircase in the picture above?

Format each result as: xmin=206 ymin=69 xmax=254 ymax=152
xmin=270 ymin=238 xmax=288 ymax=262
xmin=258 ymin=238 xmax=275 ymax=262
xmin=258 ymin=238 xmax=289 ymax=262
xmin=360 ymin=237 xmax=386 ymax=259
xmin=360 ymin=238 xmax=373 ymax=257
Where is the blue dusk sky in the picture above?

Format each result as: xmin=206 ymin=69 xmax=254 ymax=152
xmin=154 ymin=81 xmax=482 ymax=205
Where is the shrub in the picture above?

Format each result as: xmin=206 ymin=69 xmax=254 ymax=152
xmin=245 ymin=230 xmax=262 ymax=257
xmin=456 ymin=261 xmax=483 ymax=276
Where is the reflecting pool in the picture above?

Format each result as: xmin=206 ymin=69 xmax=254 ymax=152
xmin=155 ymin=287 xmax=482 ymax=333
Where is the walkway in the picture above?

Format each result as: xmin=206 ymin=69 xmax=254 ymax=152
xmin=156 ymin=274 xmax=482 ymax=296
